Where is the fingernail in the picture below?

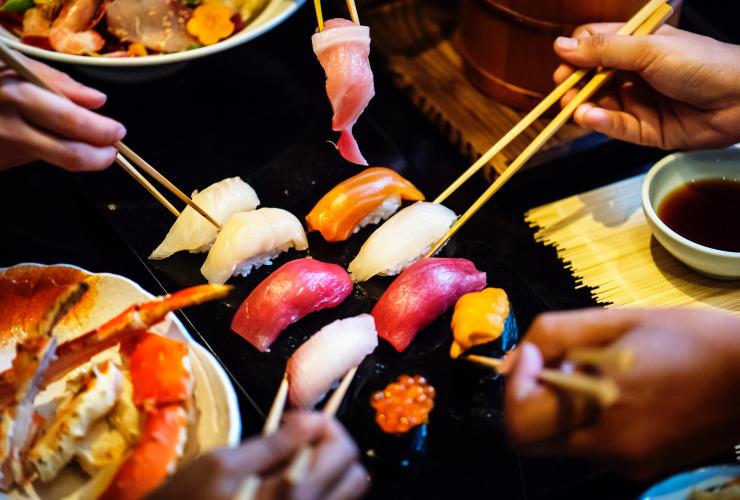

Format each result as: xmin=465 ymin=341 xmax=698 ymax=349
xmin=514 ymin=343 xmax=540 ymax=400
xmin=499 ymin=348 xmax=519 ymax=374
xmin=556 ymin=36 xmax=578 ymax=50
xmin=115 ymin=125 xmax=127 ymax=141
xmin=574 ymin=103 xmax=593 ymax=123
xmin=582 ymin=106 xmax=609 ymax=129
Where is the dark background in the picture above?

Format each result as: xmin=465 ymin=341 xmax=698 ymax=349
xmin=1 ymin=0 xmax=737 ymax=498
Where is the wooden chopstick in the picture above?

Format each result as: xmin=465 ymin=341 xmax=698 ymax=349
xmin=235 ymin=374 xmax=290 ymax=500
xmin=314 ymin=0 xmax=324 ymax=31
xmin=465 ymin=354 xmax=621 ymax=407
xmin=346 ymin=0 xmax=360 ymax=24
xmin=432 ymin=0 xmax=666 ymax=206
xmin=0 ymin=42 xmax=220 ymax=228
xmin=425 ymin=2 xmax=673 ymax=257
xmin=285 ymin=366 xmax=358 ymax=484
xmin=565 ymin=347 xmax=635 ymax=372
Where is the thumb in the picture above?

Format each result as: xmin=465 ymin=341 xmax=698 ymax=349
xmin=554 ymin=32 xmax=658 ymax=73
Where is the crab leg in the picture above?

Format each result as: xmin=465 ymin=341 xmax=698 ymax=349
xmin=0 ymin=281 xmax=89 ymax=490
xmin=0 ymin=284 xmax=231 ymax=408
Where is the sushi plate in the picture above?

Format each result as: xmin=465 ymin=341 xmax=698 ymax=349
xmin=640 ymin=465 xmax=740 ymax=500
xmin=0 ymin=263 xmax=241 ymax=499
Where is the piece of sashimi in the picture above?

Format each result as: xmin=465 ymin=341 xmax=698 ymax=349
xmin=150 ymin=177 xmax=260 ymax=260
xmin=231 ymin=259 xmax=353 ymax=352
xmin=372 ymin=258 xmax=487 ymax=352
xmin=200 ymin=208 xmax=308 ymax=285
xmin=287 ymin=315 xmax=377 ymax=409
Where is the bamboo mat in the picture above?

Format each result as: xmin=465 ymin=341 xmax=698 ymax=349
xmin=363 ymin=0 xmax=606 ymax=178
xmin=525 ymin=175 xmax=740 ymax=314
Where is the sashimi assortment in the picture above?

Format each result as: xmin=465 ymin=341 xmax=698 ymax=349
xmin=231 ymin=258 xmax=353 ymax=352
xmin=201 ymin=207 xmax=308 ymax=284
xmin=150 ymin=177 xmax=260 ymax=260
xmin=348 ymin=202 xmax=458 ymax=282
xmin=372 ymin=258 xmax=487 ymax=352
xmin=306 ymin=167 xmax=425 ymax=242
xmin=0 ymin=0 xmax=268 ymax=56
xmin=312 ymin=18 xmax=375 ymax=165
xmin=286 ymin=314 xmax=378 ymax=409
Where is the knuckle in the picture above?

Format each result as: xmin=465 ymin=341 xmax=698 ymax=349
xmin=588 ymin=33 xmax=610 ymax=52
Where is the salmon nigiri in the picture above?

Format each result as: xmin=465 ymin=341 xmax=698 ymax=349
xmin=231 ymin=258 xmax=353 ymax=352
xmin=372 ymin=258 xmax=487 ymax=352
xmin=306 ymin=167 xmax=425 ymax=242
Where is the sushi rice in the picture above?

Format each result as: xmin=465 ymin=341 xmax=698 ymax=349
xmin=354 ymin=196 xmax=402 ymax=234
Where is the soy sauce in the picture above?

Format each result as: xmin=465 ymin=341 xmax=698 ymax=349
xmin=657 ymin=179 xmax=740 ymax=252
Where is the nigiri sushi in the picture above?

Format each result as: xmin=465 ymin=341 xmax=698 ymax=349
xmin=450 ymin=288 xmax=516 ymax=358
xmin=231 ymin=258 xmax=353 ymax=352
xmin=200 ymin=208 xmax=308 ymax=285
xmin=348 ymin=202 xmax=457 ymax=282
xmin=372 ymin=258 xmax=487 ymax=352
xmin=150 ymin=177 xmax=260 ymax=260
xmin=287 ymin=314 xmax=378 ymax=409
xmin=306 ymin=167 xmax=425 ymax=242
xmin=312 ymin=18 xmax=375 ymax=165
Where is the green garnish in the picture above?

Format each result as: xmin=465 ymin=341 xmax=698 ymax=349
xmin=0 ymin=0 xmax=34 ymax=12
xmin=186 ymin=43 xmax=204 ymax=50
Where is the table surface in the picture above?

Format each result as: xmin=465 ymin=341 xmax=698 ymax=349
xmin=1 ymin=2 xmax=734 ymax=498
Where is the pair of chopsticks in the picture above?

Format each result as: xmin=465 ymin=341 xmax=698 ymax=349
xmin=466 ymin=347 xmax=634 ymax=407
xmin=425 ymin=0 xmax=673 ymax=257
xmin=313 ymin=0 xmax=360 ymax=31
xmin=235 ymin=367 xmax=358 ymax=499
xmin=0 ymin=42 xmax=220 ymax=229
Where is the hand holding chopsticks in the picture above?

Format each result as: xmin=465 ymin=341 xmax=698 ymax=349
xmin=0 ymin=42 xmax=220 ymax=228
xmin=426 ymin=0 xmax=673 ymax=257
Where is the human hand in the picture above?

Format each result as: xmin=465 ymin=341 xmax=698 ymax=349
xmin=0 ymin=52 xmax=125 ymax=171
xmin=149 ymin=411 xmax=369 ymax=500
xmin=553 ymin=24 xmax=740 ymax=149
xmin=504 ymin=308 xmax=740 ymax=479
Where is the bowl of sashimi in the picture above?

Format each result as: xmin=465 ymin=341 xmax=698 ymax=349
xmin=0 ymin=0 xmax=305 ymax=81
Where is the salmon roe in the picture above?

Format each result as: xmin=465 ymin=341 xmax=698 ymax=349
xmin=371 ymin=375 xmax=435 ymax=434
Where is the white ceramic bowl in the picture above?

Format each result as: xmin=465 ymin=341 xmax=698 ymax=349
xmin=0 ymin=0 xmax=305 ymax=81
xmin=642 ymin=148 xmax=740 ymax=280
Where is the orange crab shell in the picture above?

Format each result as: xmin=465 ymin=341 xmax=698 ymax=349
xmin=123 ymin=333 xmax=191 ymax=408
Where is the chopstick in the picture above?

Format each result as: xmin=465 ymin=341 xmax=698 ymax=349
xmin=285 ymin=366 xmax=358 ymax=484
xmin=425 ymin=1 xmax=673 ymax=257
xmin=0 ymin=42 xmax=221 ymax=228
xmin=314 ymin=0 xmax=324 ymax=31
xmin=432 ymin=0 xmax=666 ymax=206
xmin=566 ymin=347 xmax=635 ymax=372
xmin=465 ymin=354 xmax=621 ymax=407
xmin=235 ymin=374 xmax=290 ymax=500
xmin=346 ymin=0 xmax=360 ymax=24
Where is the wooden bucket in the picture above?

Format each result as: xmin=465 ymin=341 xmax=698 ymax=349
xmin=457 ymin=0 xmax=682 ymax=109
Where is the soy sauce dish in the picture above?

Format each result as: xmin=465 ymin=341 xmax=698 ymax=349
xmin=642 ymin=148 xmax=740 ymax=280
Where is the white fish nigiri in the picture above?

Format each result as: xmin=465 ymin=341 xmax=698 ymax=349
xmin=201 ymin=208 xmax=308 ymax=284
xmin=348 ymin=202 xmax=457 ymax=282
xmin=150 ymin=177 xmax=260 ymax=260
xmin=287 ymin=314 xmax=378 ymax=409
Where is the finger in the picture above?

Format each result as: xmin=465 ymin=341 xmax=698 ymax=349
xmin=324 ymin=464 xmax=370 ymax=500
xmin=553 ymin=64 xmax=575 ymax=84
xmin=12 ymin=122 xmax=117 ymax=171
xmin=554 ymin=32 xmax=662 ymax=73
xmin=296 ymin=419 xmax=359 ymax=499
xmin=2 ymin=80 xmax=125 ymax=145
xmin=20 ymin=53 xmax=107 ymax=109
xmin=573 ymin=104 xmax=658 ymax=146
xmin=572 ymin=22 xmax=624 ymax=39
xmin=221 ymin=412 xmax=329 ymax=475
xmin=524 ymin=309 xmax=642 ymax=362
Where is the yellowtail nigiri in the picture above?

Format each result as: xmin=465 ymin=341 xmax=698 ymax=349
xmin=150 ymin=177 xmax=260 ymax=260
xmin=348 ymin=202 xmax=457 ymax=282
xmin=201 ymin=208 xmax=308 ymax=284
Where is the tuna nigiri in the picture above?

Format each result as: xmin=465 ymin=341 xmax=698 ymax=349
xmin=200 ymin=208 xmax=308 ymax=285
xmin=231 ymin=258 xmax=353 ymax=352
xmin=306 ymin=167 xmax=425 ymax=242
xmin=287 ymin=314 xmax=378 ymax=409
xmin=150 ymin=177 xmax=259 ymax=260
xmin=372 ymin=258 xmax=487 ymax=352
xmin=312 ymin=18 xmax=375 ymax=165
xmin=348 ymin=202 xmax=457 ymax=282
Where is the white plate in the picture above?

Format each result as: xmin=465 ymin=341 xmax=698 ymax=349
xmin=0 ymin=263 xmax=241 ymax=498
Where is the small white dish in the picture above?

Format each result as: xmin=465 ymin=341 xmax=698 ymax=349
xmin=0 ymin=263 xmax=241 ymax=498
xmin=640 ymin=464 xmax=740 ymax=500
xmin=0 ymin=0 xmax=305 ymax=82
xmin=642 ymin=149 xmax=740 ymax=280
